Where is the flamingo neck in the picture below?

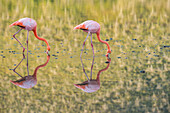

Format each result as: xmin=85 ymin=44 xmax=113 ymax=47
xmin=96 ymin=31 xmax=111 ymax=51
xmin=96 ymin=61 xmax=111 ymax=83
xmin=33 ymin=28 xmax=50 ymax=51
xmin=33 ymin=55 xmax=50 ymax=77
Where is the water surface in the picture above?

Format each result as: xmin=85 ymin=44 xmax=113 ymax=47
xmin=0 ymin=0 xmax=169 ymax=112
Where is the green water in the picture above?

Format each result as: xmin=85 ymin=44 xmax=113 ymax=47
xmin=0 ymin=0 xmax=169 ymax=112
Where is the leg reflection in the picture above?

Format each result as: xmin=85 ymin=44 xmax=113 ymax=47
xmin=13 ymin=53 xmax=25 ymax=78
xmin=75 ymin=56 xmax=111 ymax=93
xmin=10 ymin=54 xmax=50 ymax=89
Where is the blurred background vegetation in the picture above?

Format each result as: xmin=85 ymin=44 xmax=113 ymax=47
xmin=0 ymin=0 xmax=169 ymax=112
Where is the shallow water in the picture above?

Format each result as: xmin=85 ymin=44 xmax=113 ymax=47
xmin=0 ymin=0 xmax=169 ymax=112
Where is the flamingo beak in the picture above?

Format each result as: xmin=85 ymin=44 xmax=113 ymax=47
xmin=46 ymin=46 xmax=50 ymax=54
xmin=10 ymin=80 xmax=15 ymax=84
xmin=107 ymin=50 xmax=111 ymax=54
xmin=106 ymin=50 xmax=111 ymax=57
xmin=74 ymin=24 xmax=88 ymax=30
xmin=9 ymin=22 xmax=17 ymax=27
xmin=47 ymin=46 xmax=50 ymax=51
xmin=46 ymin=50 xmax=49 ymax=55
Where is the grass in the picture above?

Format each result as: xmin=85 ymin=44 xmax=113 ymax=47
xmin=0 ymin=0 xmax=169 ymax=112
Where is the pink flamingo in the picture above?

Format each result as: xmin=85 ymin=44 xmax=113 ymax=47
xmin=10 ymin=18 xmax=50 ymax=76
xmin=9 ymin=18 xmax=50 ymax=53
xmin=10 ymin=54 xmax=50 ymax=89
xmin=74 ymin=57 xmax=111 ymax=93
xmin=74 ymin=20 xmax=111 ymax=57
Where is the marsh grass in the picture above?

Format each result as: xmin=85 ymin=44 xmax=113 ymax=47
xmin=0 ymin=0 xmax=169 ymax=112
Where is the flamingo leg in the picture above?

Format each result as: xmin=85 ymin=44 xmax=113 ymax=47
xmin=80 ymin=32 xmax=90 ymax=58
xmin=90 ymin=33 xmax=95 ymax=79
xmin=26 ymin=31 xmax=29 ymax=76
xmin=12 ymin=28 xmax=25 ymax=52
xmin=80 ymin=56 xmax=90 ymax=82
xmin=80 ymin=32 xmax=90 ymax=81
xmin=13 ymin=53 xmax=25 ymax=78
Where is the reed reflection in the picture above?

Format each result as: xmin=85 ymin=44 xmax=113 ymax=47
xmin=74 ymin=56 xmax=111 ymax=93
xmin=10 ymin=54 xmax=50 ymax=89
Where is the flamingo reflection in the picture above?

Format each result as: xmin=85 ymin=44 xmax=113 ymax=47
xmin=74 ymin=56 xmax=111 ymax=93
xmin=10 ymin=54 xmax=50 ymax=88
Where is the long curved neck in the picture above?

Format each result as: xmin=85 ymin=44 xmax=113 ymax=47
xmin=96 ymin=31 xmax=111 ymax=51
xmin=33 ymin=55 xmax=50 ymax=78
xmin=96 ymin=58 xmax=111 ymax=83
xmin=33 ymin=28 xmax=50 ymax=50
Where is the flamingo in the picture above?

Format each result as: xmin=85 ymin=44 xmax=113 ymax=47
xmin=9 ymin=18 xmax=50 ymax=54
xmin=10 ymin=54 xmax=50 ymax=89
xmin=74 ymin=56 xmax=111 ymax=93
xmin=74 ymin=20 xmax=111 ymax=57
xmin=10 ymin=18 xmax=50 ymax=76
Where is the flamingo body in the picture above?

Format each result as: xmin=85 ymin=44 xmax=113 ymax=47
xmin=10 ymin=18 xmax=37 ymax=31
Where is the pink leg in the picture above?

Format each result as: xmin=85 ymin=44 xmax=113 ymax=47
xmin=13 ymin=28 xmax=25 ymax=52
xmin=80 ymin=32 xmax=90 ymax=58
xmin=90 ymin=34 xmax=95 ymax=79
xmin=80 ymin=56 xmax=90 ymax=81
xmin=26 ymin=31 xmax=29 ymax=76
xmin=13 ymin=53 xmax=25 ymax=78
